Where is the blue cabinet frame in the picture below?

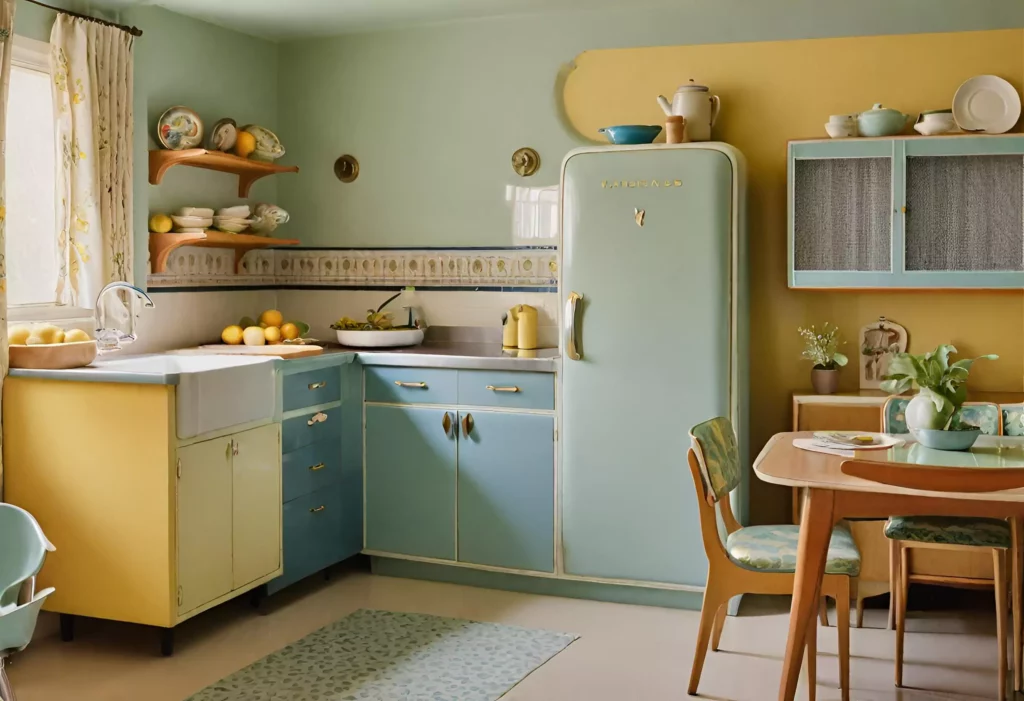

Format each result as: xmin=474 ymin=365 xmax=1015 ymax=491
xmin=789 ymin=135 xmax=1024 ymax=289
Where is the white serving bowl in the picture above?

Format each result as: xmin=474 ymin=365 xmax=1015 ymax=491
xmin=336 ymin=328 xmax=425 ymax=348
xmin=825 ymin=122 xmax=857 ymax=138
xmin=177 ymin=207 xmax=214 ymax=218
xmin=217 ymin=206 xmax=251 ymax=218
xmin=171 ymin=215 xmax=213 ymax=229
xmin=214 ymin=221 xmax=251 ymax=233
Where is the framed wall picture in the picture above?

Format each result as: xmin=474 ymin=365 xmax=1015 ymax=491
xmin=860 ymin=316 xmax=908 ymax=389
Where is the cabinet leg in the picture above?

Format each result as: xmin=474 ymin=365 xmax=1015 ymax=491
xmin=159 ymin=628 xmax=174 ymax=657
xmin=324 ymin=567 xmax=331 ymax=582
xmin=249 ymin=586 xmax=269 ymax=616
xmin=59 ymin=614 xmax=74 ymax=642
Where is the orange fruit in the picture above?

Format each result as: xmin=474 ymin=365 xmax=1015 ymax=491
xmin=280 ymin=322 xmax=300 ymax=341
xmin=259 ymin=309 xmax=284 ymax=327
xmin=234 ymin=131 xmax=256 ymax=158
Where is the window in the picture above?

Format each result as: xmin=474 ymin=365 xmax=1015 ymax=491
xmin=7 ymin=35 xmax=63 ymax=318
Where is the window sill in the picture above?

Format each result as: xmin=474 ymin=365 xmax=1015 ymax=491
xmin=8 ymin=305 xmax=94 ymax=327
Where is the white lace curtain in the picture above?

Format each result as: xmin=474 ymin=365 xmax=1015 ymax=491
xmin=50 ymin=14 xmax=133 ymax=308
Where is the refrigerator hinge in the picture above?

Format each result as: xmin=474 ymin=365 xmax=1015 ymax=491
xmin=176 ymin=458 xmax=181 ymax=479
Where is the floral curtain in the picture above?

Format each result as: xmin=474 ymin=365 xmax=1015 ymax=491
xmin=51 ymin=15 xmax=133 ymax=308
xmin=0 ymin=0 xmax=14 ymax=497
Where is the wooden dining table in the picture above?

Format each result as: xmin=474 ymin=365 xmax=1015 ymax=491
xmin=755 ymin=432 xmax=1024 ymax=701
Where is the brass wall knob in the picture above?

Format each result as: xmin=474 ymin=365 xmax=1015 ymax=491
xmin=512 ymin=147 xmax=540 ymax=177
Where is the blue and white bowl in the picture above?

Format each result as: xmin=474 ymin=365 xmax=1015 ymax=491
xmin=910 ymin=427 xmax=981 ymax=452
xmin=598 ymin=125 xmax=663 ymax=145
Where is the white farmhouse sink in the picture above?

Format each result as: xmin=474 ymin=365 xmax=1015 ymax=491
xmin=95 ymin=354 xmax=276 ymax=439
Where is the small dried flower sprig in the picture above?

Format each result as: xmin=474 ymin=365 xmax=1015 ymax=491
xmin=798 ymin=323 xmax=848 ymax=370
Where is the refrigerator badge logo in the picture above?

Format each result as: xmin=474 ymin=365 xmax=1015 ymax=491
xmin=601 ymin=179 xmax=682 ymax=189
xmin=634 ymin=208 xmax=645 ymax=227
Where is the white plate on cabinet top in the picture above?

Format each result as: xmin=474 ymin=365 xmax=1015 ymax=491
xmin=952 ymin=75 xmax=1021 ymax=134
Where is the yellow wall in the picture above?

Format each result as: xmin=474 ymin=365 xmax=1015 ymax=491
xmin=564 ymin=30 xmax=1024 ymax=523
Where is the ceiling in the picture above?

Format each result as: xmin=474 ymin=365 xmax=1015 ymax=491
xmin=101 ymin=0 xmax=663 ymax=41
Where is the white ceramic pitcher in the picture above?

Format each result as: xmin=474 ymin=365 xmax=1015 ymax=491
xmin=657 ymin=80 xmax=721 ymax=142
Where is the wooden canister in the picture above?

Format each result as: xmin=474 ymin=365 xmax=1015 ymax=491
xmin=666 ymin=115 xmax=688 ymax=144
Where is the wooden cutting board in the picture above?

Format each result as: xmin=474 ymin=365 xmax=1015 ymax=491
xmin=185 ymin=344 xmax=324 ymax=358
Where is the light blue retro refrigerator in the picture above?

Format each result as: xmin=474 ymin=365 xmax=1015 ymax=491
xmin=559 ymin=143 xmax=747 ymax=589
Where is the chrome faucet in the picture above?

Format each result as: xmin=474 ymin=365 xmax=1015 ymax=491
xmin=95 ymin=282 xmax=155 ymax=352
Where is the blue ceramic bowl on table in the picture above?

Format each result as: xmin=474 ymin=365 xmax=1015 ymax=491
xmin=598 ymin=125 xmax=662 ymax=145
xmin=910 ymin=427 xmax=981 ymax=452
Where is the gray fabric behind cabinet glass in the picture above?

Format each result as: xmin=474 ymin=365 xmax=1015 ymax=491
xmin=794 ymin=158 xmax=891 ymax=271
xmin=905 ymin=155 xmax=1024 ymax=271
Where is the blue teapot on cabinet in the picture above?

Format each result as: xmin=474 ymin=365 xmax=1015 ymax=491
xmin=857 ymin=103 xmax=912 ymax=137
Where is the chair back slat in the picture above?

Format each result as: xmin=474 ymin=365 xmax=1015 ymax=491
xmin=689 ymin=417 xmax=741 ymax=503
xmin=1000 ymin=403 xmax=1024 ymax=437
xmin=0 ymin=505 xmax=54 ymax=611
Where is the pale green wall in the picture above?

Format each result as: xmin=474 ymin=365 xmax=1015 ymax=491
xmin=276 ymin=0 xmax=1024 ymax=247
xmin=12 ymin=2 xmax=277 ymax=287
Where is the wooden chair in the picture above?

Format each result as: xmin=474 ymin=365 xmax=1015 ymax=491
xmin=688 ymin=417 xmax=861 ymax=700
xmin=879 ymin=399 xmax=1018 ymax=699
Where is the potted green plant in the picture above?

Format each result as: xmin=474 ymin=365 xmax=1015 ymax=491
xmin=799 ymin=323 xmax=848 ymax=395
xmin=880 ymin=344 xmax=997 ymax=450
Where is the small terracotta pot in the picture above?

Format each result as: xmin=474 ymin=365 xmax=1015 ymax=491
xmin=811 ymin=368 xmax=839 ymax=395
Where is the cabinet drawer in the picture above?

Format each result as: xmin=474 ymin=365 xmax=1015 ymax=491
xmin=282 ymin=440 xmax=341 ymax=502
xmin=282 ymin=407 xmax=341 ymax=453
xmin=457 ymin=370 xmax=554 ymax=411
xmin=279 ymin=486 xmax=344 ymax=590
xmin=364 ymin=367 xmax=457 ymax=405
xmin=283 ymin=368 xmax=341 ymax=412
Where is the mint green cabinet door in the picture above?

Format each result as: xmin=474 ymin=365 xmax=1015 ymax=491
xmin=365 ymin=405 xmax=456 ymax=560
xmin=457 ymin=411 xmax=554 ymax=572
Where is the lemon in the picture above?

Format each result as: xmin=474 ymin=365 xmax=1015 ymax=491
xmin=264 ymin=326 xmax=282 ymax=344
xmin=234 ymin=131 xmax=256 ymax=158
xmin=149 ymin=213 xmax=173 ymax=233
xmin=63 ymin=329 xmax=91 ymax=343
xmin=259 ymin=309 xmax=284 ymax=328
xmin=242 ymin=326 xmax=266 ymax=346
xmin=280 ymin=322 xmax=300 ymax=341
xmin=221 ymin=325 xmax=244 ymax=345
xmin=33 ymin=324 xmax=64 ymax=344
xmin=8 ymin=325 xmax=31 ymax=345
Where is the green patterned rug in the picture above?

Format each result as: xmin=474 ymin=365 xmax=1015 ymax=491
xmin=188 ymin=609 xmax=578 ymax=701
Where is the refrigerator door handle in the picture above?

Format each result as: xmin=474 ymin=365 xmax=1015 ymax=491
xmin=565 ymin=291 xmax=583 ymax=360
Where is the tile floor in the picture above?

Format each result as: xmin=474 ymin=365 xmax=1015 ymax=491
xmin=6 ymin=565 xmax=1009 ymax=701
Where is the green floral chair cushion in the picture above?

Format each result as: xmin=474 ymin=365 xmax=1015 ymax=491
xmin=725 ymin=524 xmax=861 ymax=576
xmin=1002 ymin=404 xmax=1024 ymax=437
xmin=884 ymin=399 xmax=999 ymax=436
xmin=689 ymin=417 xmax=740 ymax=503
xmin=884 ymin=516 xmax=1011 ymax=549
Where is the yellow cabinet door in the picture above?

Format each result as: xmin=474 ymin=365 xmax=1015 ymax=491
xmin=177 ymin=437 xmax=233 ymax=616
xmin=231 ymin=423 xmax=282 ymax=589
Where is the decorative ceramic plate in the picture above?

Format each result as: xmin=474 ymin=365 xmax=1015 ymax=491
xmin=241 ymin=124 xmax=285 ymax=161
xmin=952 ymin=75 xmax=1021 ymax=134
xmin=207 ymin=118 xmax=237 ymax=151
xmin=335 ymin=328 xmax=425 ymax=348
xmin=157 ymin=106 xmax=204 ymax=150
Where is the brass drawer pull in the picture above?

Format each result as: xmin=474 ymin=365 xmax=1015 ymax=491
xmin=310 ymin=505 xmax=326 ymax=513
xmin=486 ymin=385 xmax=520 ymax=393
xmin=461 ymin=412 xmax=473 ymax=437
xmin=308 ymin=381 xmax=327 ymax=390
xmin=307 ymin=412 xmax=328 ymax=426
xmin=394 ymin=381 xmax=427 ymax=388
xmin=308 ymin=462 xmax=326 ymax=471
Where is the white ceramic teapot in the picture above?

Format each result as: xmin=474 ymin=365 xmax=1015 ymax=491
xmin=657 ymin=80 xmax=721 ymax=142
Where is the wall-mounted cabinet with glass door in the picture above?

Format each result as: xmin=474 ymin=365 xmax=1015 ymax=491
xmin=789 ymin=135 xmax=1024 ymax=289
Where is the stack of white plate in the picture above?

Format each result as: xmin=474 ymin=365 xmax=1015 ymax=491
xmin=212 ymin=216 xmax=254 ymax=234
xmin=178 ymin=207 xmax=215 ymax=218
xmin=217 ymin=205 xmax=251 ymax=218
xmin=171 ymin=214 xmax=213 ymax=233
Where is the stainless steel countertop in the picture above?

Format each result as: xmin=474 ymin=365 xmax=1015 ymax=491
xmin=340 ymin=343 xmax=558 ymax=372
xmin=9 ymin=342 xmax=558 ymax=383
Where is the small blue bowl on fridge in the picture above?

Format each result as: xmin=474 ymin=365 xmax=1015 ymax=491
xmin=598 ymin=125 xmax=663 ymax=145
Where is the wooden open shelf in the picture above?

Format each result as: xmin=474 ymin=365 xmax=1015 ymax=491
xmin=149 ymin=149 xmax=299 ymax=197
xmin=149 ymin=230 xmax=300 ymax=274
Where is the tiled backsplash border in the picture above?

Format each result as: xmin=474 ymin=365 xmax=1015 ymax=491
xmin=148 ymin=246 xmax=558 ymax=292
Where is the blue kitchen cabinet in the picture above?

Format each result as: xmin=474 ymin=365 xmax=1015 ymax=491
xmin=457 ymin=411 xmax=554 ymax=572
xmin=365 ymin=405 xmax=457 ymax=560
xmin=268 ymin=360 xmax=362 ymax=595
xmin=789 ymin=134 xmax=1024 ymax=289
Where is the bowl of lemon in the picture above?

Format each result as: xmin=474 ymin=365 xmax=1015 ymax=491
xmin=9 ymin=324 xmax=98 ymax=369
